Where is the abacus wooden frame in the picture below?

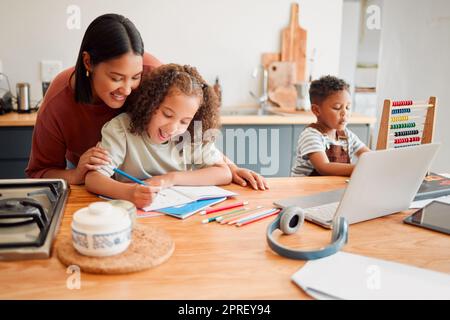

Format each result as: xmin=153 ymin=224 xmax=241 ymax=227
xmin=376 ymin=96 xmax=437 ymax=150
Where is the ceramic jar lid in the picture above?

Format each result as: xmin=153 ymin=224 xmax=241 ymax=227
xmin=72 ymin=202 xmax=131 ymax=233
xmin=108 ymin=200 xmax=137 ymax=227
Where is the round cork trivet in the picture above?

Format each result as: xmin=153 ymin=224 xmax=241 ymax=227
xmin=56 ymin=224 xmax=174 ymax=274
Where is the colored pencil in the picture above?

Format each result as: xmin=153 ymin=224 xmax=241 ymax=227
xmin=113 ymin=167 xmax=146 ymax=185
xmin=200 ymin=201 xmax=248 ymax=215
xmin=231 ymin=208 xmax=279 ymax=225
xmin=112 ymin=167 xmax=165 ymax=197
xmin=217 ymin=206 xmax=264 ymax=224
xmin=213 ymin=207 xmax=249 ymax=220
xmin=217 ymin=209 xmax=257 ymax=224
xmin=236 ymin=209 xmax=281 ymax=227
xmin=226 ymin=207 xmax=274 ymax=225
xmin=201 ymin=207 xmax=248 ymax=224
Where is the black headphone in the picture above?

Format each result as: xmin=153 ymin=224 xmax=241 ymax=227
xmin=266 ymin=207 xmax=348 ymax=260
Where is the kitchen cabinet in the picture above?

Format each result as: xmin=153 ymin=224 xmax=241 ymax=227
xmin=0 ymin=126 xmax=33 ymax=178
xmin=221 ymin=123 xmax=371 ymax=177
xmin=219 ymin=125 xmax=293 ymax=177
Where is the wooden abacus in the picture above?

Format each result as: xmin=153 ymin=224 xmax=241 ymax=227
xmin=376 ymin=97 xmax=437 ymax=150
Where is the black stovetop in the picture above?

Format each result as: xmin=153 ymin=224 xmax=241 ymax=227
xmin=0 ymin=179 xmax=70 ymax=260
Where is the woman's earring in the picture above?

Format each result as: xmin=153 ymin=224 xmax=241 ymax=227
xmin=86 ymin=70 xmax=90 ymax=77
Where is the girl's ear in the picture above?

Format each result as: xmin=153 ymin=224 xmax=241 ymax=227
xmin=82 ymin=51 xmax=92 ymax=73
xmin=311 ymin=104 xmax=320 ymax=117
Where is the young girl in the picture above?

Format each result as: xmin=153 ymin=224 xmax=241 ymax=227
xmin=85 ymin=64 xmax=232 ymax=208
xmin=291 ymin=75 xmax=371 ymax=177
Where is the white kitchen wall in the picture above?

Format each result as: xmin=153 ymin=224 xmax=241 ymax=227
xmin=376 ymin=0 xmax=450 ymax=172
xmin=0 ymin=0 xmax=343 ymax=107
xmin=356 ymin=0 xmax=381 ymax=65
xmin=338 ymin=0 xmax=361 ymax=87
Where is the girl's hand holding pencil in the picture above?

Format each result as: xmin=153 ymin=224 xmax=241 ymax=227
xmin=111 ymin=167 xmax=163 ymax=208
xmin=128 ymin=180 xmax=162 ymax=209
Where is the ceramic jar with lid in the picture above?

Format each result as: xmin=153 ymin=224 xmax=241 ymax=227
xmin=71 ymin=202 xmax=132 ymax=257
xmin=107 ymin=199 xmax=137 ymax=227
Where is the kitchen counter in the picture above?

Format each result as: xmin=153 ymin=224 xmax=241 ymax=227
xmin=0 ymin=177 xmax=449 ymax=299
xmin=0 ymin=110 xmax=376 ymax=126
xmin=220 ymin=111 xmax=376 ymax=125
xmin=0 ymin=112 xmax=39 ymax=126
xmin=0 ymin=111 xmax=376 ymax=178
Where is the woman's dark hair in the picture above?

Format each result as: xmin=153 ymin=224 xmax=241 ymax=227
xmin=126 ymin=63 xmax=220 ymax=142
xmin=74 ymin=14 xmax=144 ymax=104
xmin=309 ymin=75 xmax=350 ymax=105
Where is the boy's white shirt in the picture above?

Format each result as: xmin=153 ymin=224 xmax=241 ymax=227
xmin=97 ymin=113 xmax=223 ymax=181
xmin=291 ymin=126 xmax=365 ymax=177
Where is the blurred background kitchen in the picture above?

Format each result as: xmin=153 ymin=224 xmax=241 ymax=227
xmin=0 ymin=0 xmax=449 ymax=177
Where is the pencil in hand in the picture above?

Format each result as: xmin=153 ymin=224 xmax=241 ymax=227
xmin=113 ymin=167 xmax=146 ymax=185
xmin=112 ymin=167 xmax=165 ymax=197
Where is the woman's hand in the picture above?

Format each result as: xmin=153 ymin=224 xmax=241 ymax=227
xmin=230 ymin=167 xmax=269 ymax=190
xmin=71 ymin=144 xmax=111 ymax=185
xmin=129 ymin=183 xmax=162 ymax=209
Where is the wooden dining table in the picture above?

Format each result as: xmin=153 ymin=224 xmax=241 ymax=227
xmin=1 ymin=176 xmax=449 ymax=299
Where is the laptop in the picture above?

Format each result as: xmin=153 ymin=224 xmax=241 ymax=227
xmin=274 ymin=144 xmax=440 ymax=229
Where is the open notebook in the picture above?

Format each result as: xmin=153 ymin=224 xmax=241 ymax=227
xmin=142 ymin=186 xmax=237 ymax=212
xmin=156 ymin=197 xmax=227 ymax=219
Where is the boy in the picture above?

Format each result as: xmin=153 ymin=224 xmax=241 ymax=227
xmin=291 ymin=75 xmax=370 ymax=176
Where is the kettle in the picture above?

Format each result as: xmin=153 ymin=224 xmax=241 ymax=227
xmin=0 ymin=91 xmax=13 ymax=115
xmin=16 ymin=82 xmax=31 ymax=113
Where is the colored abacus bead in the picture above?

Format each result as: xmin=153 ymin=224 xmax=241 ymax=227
xmin=393 ymin=100 xmax=413 ymax=107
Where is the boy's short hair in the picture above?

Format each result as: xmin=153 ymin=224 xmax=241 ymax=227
xmin=309 ymin=75 xmax=350 ymax=105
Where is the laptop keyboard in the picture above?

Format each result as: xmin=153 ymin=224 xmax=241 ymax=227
xmin=304 ymin=202 xmax=340 ymax=222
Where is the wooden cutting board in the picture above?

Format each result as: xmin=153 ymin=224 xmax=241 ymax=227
xmin=268 ymin=85 xmax=297 ymax=110
xmin=261 ymin=52 xmax=281 ymax=70
xmin=268 ymin=61 xmax=296 ymax=92
xmin=281 ymin=3 xmax=307 ymax=82
xmin=267 ymin=61 xmax=297 ymax=110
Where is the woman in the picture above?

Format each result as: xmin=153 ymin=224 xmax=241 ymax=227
xmin=26 ymin=13 xmax=268 ymax=190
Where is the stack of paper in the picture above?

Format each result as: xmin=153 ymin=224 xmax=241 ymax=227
xmin=292 ymin=252 xmax=450 ymax=299
xmin=410 ymin=195 xmax=450 ymax=209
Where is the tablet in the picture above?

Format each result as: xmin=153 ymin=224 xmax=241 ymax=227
xmin=404 ymin=201 xmax=450 ymax=235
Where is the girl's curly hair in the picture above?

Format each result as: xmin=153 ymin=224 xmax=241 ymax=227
xmin=125 ymin=63 xmax=220 ymax=142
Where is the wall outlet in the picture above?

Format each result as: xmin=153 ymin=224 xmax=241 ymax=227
xmin=40 ymin=60 xmax=62 ymax=83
